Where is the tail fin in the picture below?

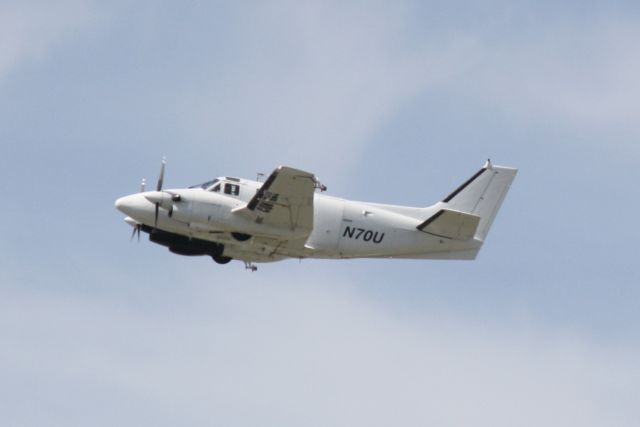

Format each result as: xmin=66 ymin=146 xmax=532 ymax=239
xmin=440 ymin=160 xmax=517 ymax=241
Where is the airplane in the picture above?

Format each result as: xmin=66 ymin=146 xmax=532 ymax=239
xmin=115 ymin=160 xmax=517 ymax=271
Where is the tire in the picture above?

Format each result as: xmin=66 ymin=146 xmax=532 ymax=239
xmin=231 ymin=232 xmax=252 ymax=242
xmin=212 ymin=255 xmax=232 ymax=264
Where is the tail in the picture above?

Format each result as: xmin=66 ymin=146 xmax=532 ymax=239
xmin=418 ymin=160 xmax=517 ymax=243
xmin=440 ymin=160 xmax=517 ymax=241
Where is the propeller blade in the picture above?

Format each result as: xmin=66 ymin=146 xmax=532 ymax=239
xmin=140 ymin=178 xmax=146 ymax=193
xmin=156 ymin=158 xmax=166 ymax=191
xmin=129 ymin=224 xmax=141 ymax=242
xmin=152 ymin=158 xmax=166 ymax=228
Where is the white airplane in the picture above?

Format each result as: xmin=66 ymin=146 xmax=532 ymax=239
xmin=115 ymin=160 xmax=517 ymax=271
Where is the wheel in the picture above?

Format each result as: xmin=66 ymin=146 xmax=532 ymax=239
xmin=212 ymin=255 xmax=232 ymax=264
xmin=231 ymin=232 xmax=252 ymax=242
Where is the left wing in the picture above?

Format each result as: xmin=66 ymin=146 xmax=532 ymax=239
xmin=233 ymin=166 xmax=317 ymax=237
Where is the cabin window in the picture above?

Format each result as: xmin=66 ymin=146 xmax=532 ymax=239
xmin=211 ymin=184 xmax=221 ymax=192
xmin=224 ymin=183 xmax=240 ymax=196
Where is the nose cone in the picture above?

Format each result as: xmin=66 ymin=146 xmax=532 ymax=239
xmin=115 ymin=194 xmax=154 ymax=222
xmin=115 ymin=196 xmax=128 ymax=212
xmin=115 ymin=194 xmax=134 ymax=214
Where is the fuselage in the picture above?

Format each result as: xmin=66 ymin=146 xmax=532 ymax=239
xmin=115 ymin=176 xmax=482 ymax=263
xmin=116 ymin=161 xmax=517 ymax=267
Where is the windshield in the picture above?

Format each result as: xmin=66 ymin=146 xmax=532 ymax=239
xmin=189 ymin=178 xmax=219 ymax=190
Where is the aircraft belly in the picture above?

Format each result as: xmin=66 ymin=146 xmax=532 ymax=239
xmin=160 ymin=199 xmax=482 ymax=262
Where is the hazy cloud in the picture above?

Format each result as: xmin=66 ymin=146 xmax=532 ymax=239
xmin=0 ymin=0 xmax=98 ymax=82
xmin=173 ymin=1 xmax=477 ymax=178
xmin=2 ymin=2 xmax=639 ymax=426
xmin=449 ymin=17 xmax=640 ymax=136
xmin=2 ymin=280 xmax=638 ymax=427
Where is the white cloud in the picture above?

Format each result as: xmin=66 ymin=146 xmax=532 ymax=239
xmin=0 ymin=0 xmax=98 ymax=82
xmin=2 ymin=279 xmax=638 ymax=427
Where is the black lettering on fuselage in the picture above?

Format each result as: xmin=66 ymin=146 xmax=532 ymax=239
xmin=343 ymin=226 xmax=385 ymax=244
xmin=343 ymin=226 xmax=355 ymax=238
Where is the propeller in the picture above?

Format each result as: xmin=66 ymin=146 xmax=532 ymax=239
xmin=124 ymin=217 xmax=142 ymax=243
xmin=130 ymin=223 xmax=142 ymax=242
xmin=154 ymin=158 xmax=166 ymax=228
xmin=156 ymin=159 xmax=165 ymax=191
xmin=124 ymin=160 xmax=164 ymax=242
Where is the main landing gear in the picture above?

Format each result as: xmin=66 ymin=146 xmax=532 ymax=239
xmin=244 ymin=261 xmax=258 ymax=272
xmin=212 ymin=255 xmax=232 ymax=264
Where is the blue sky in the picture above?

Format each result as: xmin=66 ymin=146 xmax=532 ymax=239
xmin=1 ymin=1 xmax=639 ymax=426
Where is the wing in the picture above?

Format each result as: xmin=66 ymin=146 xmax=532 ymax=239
xmin=233 ymin=166 xmax=317 ymax=237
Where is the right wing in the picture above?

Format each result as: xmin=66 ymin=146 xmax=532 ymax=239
xmin=233 ymin=166 xmax=317 ymax=236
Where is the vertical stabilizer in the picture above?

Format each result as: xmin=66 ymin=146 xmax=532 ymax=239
xmin=441 ymin=160 xmax=517 ymax=241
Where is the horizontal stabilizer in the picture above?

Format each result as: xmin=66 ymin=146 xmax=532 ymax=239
xmin=417 ymin=209 xmax=480 ymax=241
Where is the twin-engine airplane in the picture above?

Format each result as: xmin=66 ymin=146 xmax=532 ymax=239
xmin=115 ymin=160 xmax=517 ymax=271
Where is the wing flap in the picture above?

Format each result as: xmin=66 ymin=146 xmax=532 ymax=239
xmin=417 ymin=209 xmax=480 ymax=241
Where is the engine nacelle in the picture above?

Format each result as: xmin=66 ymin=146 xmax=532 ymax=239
xmin=149 ymin=229 xmax=224 ymax=257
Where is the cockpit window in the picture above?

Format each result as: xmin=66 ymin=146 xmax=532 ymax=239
xmin=188 ymin=178 xmax=219 ymax=190
xmin=189 ymin=178 xmax=239 ymax=196
xmin=224 ymin=183 xmax=240 ymax=196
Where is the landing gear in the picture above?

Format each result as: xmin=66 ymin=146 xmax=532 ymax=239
xmin=244 ymin=261 xmax=258 ymax=272
xmin=231 ymin=232 xmax=252 ymax=242
xmin=212 ymin=255 xmax=232 ymax=264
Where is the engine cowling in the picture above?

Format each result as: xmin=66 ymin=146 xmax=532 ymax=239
xmin=149 ymin=229 xmax=224 ymax=258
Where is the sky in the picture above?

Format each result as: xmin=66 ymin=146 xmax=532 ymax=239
xmin=1 ymin=1 xmax=639 ymax=425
